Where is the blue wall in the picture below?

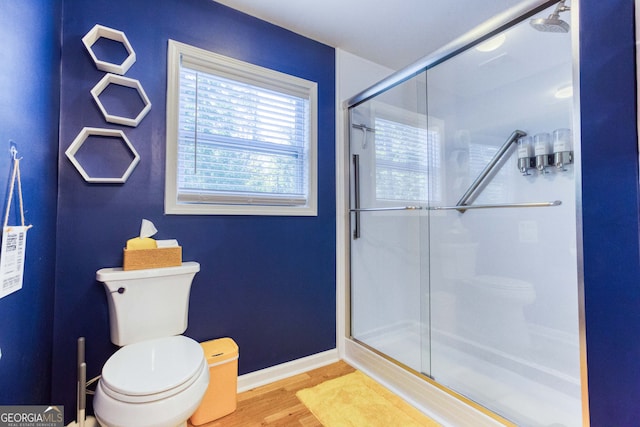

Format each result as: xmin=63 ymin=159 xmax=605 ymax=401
xmin=2 ymin=1 xmax=640 ymax=426
xmin=580 ymin=0 xmax=640 ymax=425
xmin=0 ymin=0 xmax=60 ymax=404
xmin=51 ymin=0 xmax=335 ymax=420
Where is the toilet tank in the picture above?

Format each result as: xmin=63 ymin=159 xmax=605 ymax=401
xmin=96 ymin=262 xmax=200 ymax=346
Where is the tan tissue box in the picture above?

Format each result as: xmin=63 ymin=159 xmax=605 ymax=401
xmin=123 ymin=246 xmax=182 ymax=271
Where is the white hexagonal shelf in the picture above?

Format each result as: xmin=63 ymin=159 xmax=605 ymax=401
xmin=82 ymin=24 xmax=136 ymax=75
xmin=65 ymin=127 xmax=140 ymax=183
xmin=91 ymin=73 xmax=152 ymax=127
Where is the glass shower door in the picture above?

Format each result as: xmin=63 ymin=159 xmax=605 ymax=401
xmin=348 ymin=2 xmax=583 ymax=426
xmin=349 ymin=71 xmax=432 ymax=375
xmin=426 ymin=5 xmax=582 ymax=425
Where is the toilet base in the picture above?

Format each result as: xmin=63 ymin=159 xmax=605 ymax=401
xmin=66 ymin=415 xmax=99 ymax=427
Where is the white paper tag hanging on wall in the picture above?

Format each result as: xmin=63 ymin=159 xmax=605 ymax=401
xmin=0 ymin=225 xmax=29 ymax=299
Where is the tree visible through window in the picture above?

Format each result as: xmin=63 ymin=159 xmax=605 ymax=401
xmin=165 ymin=40 xmax=318 ymax=215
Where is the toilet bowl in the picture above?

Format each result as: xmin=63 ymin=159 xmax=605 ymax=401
xmin=93 ymin=336 xmax=209 ymax=427
xmin=94 ymin=262 xmax=207 ymax=427
xmin=462 ymin=275 xmax=536 ymax=353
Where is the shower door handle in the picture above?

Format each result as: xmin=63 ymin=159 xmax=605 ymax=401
xmin=352 ymin=154 xmax=361 ymax=239
xmin=350 ymin=154 xmax=422 ymax=239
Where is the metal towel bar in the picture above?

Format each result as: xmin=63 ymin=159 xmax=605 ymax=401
xmin=433 ymin=200 xmax=562 ymax=213
xmin=349 ymin=206 xmax=423 ymax=212
xmin=350 ymin=201 xmax=561 ymax=214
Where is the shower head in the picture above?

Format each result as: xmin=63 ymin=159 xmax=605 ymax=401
xmin=530 ymin=1 xmax=570 ymax=33
xmin=530 ymin=16 xmax=569 ymax=33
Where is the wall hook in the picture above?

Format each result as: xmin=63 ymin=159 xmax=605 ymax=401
xmin=9 ymin=146 xmax=21 ymax=161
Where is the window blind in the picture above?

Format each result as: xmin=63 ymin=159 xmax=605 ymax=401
xmin=177 ymin=63 xmax=310 ymax=206
xmin=374 ymin=117 xmax=441 ymax=202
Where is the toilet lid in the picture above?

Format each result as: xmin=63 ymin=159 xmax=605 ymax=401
xmin=101 ymin=335 xmax=205 ymax=401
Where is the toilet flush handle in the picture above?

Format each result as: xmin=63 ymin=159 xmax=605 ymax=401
xmin=110 ymin=287 xmax=126 ymax=294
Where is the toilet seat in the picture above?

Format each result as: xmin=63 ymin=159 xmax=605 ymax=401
xmin=100 ymin=335 xmax=205 ymax=403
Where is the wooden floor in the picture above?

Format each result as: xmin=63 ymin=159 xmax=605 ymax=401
xmin=188 ymin=361 xmax=355 ymax=427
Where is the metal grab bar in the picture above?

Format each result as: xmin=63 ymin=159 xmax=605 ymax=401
xmin=350 ymin=206 xmax=423 ymax=212
xmin=434 ymin=200 xmax=561 ymax=212
xmin=350 ymin=202 xmax=560 ymax=213
xmin=456 ymin=130 xmax=527 ymax=211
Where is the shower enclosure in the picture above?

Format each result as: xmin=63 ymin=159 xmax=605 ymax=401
xmin=347 ymin=1 xmax=583 ymax=426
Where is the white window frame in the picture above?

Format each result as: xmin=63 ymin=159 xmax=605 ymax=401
xmin=165 ymin=40 xmax=318 ymax=216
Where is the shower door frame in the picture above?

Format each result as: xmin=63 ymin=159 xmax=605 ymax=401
xmin=338 ymin=0 xmax=589 ymax=425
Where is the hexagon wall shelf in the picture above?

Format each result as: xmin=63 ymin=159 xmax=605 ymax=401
xmin=91 ymin=74 xmax=152 ymax=127
xmin=65 ymin=127 xmax=140 ymax=183
xmin=82 ymin=24 xmax=136 ymax=75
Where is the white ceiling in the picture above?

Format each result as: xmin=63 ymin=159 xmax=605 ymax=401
xmin=213 ymin=0 xmax=533 ymax=70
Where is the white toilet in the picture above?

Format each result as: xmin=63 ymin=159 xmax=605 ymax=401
xmin=464 ymin=274 xmax=536 ymax=352
xmin=436 ymin=240 xmax=536 ymax=353
xmin=93 ymin=262 xmax=209 ymax=427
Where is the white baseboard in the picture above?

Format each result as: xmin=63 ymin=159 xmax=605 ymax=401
xmin=343 ymin=339 xmax=504 ymax=427
xmin=237 ymin=349 xmax=340 ymax=393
